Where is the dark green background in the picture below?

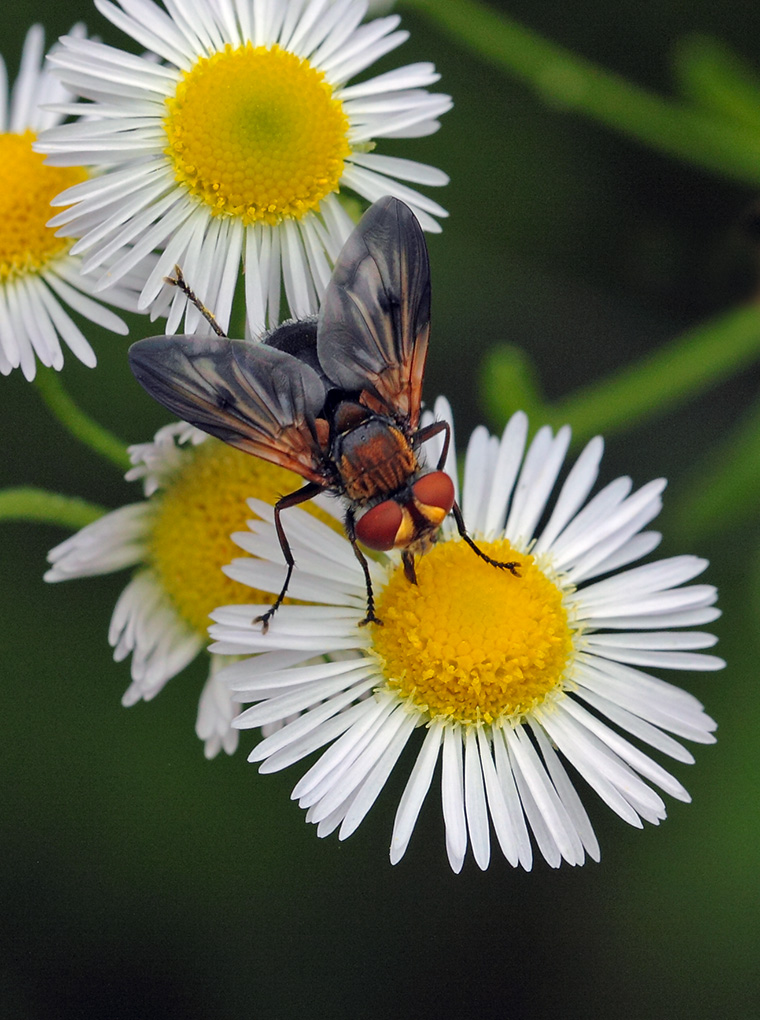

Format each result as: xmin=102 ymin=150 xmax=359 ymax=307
xmin=2 ymin=1 xmax=758 ymax=1017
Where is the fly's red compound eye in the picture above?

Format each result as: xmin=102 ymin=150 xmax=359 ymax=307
xmin=412 ymin=471 xmax=455 ymax=514
xmin=355 ymin=500 xmax=403 ymax=551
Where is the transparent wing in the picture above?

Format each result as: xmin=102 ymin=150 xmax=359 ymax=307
xmin=317 ymin=196 xmax=431 ymax=429
xmin=129 ymin=335 xmax=329 ymax=484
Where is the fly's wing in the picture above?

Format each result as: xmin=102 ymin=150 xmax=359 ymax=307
xmin=129 ymin=335 xmax=329 ymax=484
xmin=317 ymin=196 xmax=430 ymax=430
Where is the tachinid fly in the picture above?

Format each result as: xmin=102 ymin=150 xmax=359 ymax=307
xmin=128 ymin=197 xmax=519 ymax=630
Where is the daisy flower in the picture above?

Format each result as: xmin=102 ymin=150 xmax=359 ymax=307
xmin=208 ymin=399 xmax=721 ymax=871
xmin=0 ymin=25 xmax=147 ymax=381
xmin=45 ymin=421 xmax=339 ymax=758
xmin=35 ymin=0 xmax=451 ymax=336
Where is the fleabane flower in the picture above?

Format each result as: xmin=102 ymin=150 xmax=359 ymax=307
xmin=45 ymin=421 xmax=339 ymax=758
xmin=0 ymin=25 xmax=147 ymax=380
xmin=209 ymin=399 xmax=721 ymax=871
xmin=35 ymin=0 xmax=451 ymax=336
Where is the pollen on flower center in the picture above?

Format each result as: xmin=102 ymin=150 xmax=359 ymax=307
xmin=372 ymin=540 xmax=575 ymax=726
xmin=149 ymin=440 xmax=336 ymax=635
xmin=163 ymin=43 xmax=351 ymax=226
xmin=0 ymin=131 xmax=87 ymax=282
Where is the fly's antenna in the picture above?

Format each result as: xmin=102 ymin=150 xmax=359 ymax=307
xmin=164 ymin=266 xmax=227 ymax=338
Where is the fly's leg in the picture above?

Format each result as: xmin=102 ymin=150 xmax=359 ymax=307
xmin=255 ymin=482 xmax=323 ymax=633
xmin=417 ymin=421 xmax=519 ymax=574
xmin=414 ymin=419 xmax=450 ymax=471
xmin=165 ymin=266 xmax=228 ymax=338
xmin=345 ymin=509 xmax=382 ymax=626
xmin=451 ymin=501 xmax=521 ymax=576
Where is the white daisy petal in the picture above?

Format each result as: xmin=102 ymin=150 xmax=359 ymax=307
xmin=574 ymin=687 xmax=695 ymax=763
xmin=10 ymin=24 xmax=45 ymax=131
xmin=464 ymin=727 xmax=491 ymax=870
xmin=0 ymin=53 xmax=8 ymax=133
xmin=226 ymin=655 xmax=369 ymax=696
xmin=461 ymin=426 xmax=497 ymax=533
xmin=442 ymin=727 xmax=468 ymax=873
xmin=537 ymin=707 xmax=645 ymax=828
xmin=546 ymin=476 xmax=634 ymax=559
xmin=574 ymin=661 xmax=716 ymax=743
xmin=320 ymin=18 xmax=405 ymax=82
xmin=390 ymin=719 xmax=444 ymax=864
xmin=338 ymin=62 xmax=441 ymax=100
xmin=553 ymin=480 xmax=667 ymax=571
xmin=568 ymin=528 xmax=663 ymax=584
xmin=346 ymin=152 xmax=449 ymax=186
xmin=45 ymin=503 xmax=152 ymax=580
xmin=309 ymin=0 xmax=365 ymax=67
xmin=506 ymin=425 xmax=571 ymax=545
xmin=235 ymin=665 xmax=372 ymax=727
xmin=482 ymin=411 xmax=529 ymax=537
xmin=533 ymin=436 xmax=604 ymax=554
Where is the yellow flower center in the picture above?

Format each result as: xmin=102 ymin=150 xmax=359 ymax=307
xmin=0 ymin=131 xmax=87 ymax=282
xmin=373 ymin=540 xmax=575 ymax=726
xmin=163 ymin=43 xmax=351 ymax=226
xmin=149 ymin=439 xmax=337 ymax=635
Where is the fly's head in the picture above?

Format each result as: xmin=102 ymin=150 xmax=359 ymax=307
xmin=354 ymin=470 xmax=455 ymax=556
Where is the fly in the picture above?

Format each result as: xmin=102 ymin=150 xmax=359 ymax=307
xmin=128 ymin=197 xmax=519 ymax=631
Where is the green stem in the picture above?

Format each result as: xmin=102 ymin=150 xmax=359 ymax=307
xmin=403 ymin=0 xmax=760 ymax=186
xmin=0 ymin=487 xmax=107 ymax=529
xmin=674 ymin=34 xmax=760 ymax=135
xmin=34 ymin=369 xmax=130 ymax=471
xmin=483 ymin=304 xmax=760 ymax=443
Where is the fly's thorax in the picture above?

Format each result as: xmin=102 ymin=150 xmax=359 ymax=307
xmin=332 ymin=407 xmax=418 ymax=504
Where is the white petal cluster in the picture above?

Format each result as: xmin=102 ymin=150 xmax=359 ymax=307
xmin=36 ymin=0 xmax=451 ymax=333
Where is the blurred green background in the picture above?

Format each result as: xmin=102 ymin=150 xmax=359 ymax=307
xmin=2 ymin=0 xmax=759 ymax=1017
